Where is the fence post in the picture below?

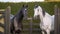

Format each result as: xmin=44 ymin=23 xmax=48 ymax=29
xmin=5 ymin=6 xmax=11 ymax=34
xmin=30 ymin=17 xmax=32 ymax=34
xmin=27 ymin=17 xmax=33 ymax=34
xmin=54 ymin=5 xmax=60 ymax=34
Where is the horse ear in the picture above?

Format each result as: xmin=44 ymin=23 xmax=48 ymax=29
xmin=26 ymin=5 xmax=28 ymax=8
xmin=23 ymin=4 xmax=25 ymax=7
xmin=35 ymin=5 xmax=38 ymax=8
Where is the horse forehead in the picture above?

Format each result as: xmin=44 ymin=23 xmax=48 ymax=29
xmin=34 ymin=7 xmax=38 ymax=10
xmin=38 ymin=6 xmax=42 ymax=10
xmin=34 ymin=6 xmax=42 ymax=11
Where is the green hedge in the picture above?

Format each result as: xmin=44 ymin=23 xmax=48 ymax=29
xmin=0 ymin=2 xmax=60 ymax=34
xmin=0 ymin=2 xmax=60 ymax=17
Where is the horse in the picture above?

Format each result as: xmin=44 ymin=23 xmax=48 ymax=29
xmin=33 ymin=5 xmax=54 ymax=34
xmin=10 ymin=5 xmax=28 ymax=34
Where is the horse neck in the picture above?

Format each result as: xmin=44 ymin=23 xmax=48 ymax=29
xmin=45 ymin=12 xmax=52 ymax=17
xmin=39 ymin=11 xmax=44 ymax=22
xmin=16 ymin=11 xmax=24 ymax=22
xmin=39 ymin=11 xmax=51 ymax=22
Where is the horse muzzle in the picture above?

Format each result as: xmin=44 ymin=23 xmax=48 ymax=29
xmin=33 ymin=15 xmax=39 ymax=19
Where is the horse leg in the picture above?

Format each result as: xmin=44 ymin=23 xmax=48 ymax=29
xmin=10 ymin=29 xmax=14 ymax=34
xmin=13 ymin=31 xmax=15 ymax=34
xmin=46 ymin=29 xmax=50 ymax=34
xmin=15 ymin=30 xmax=21 ymax=34
xmin=16 ymin=32 xmax=20 ymax=34
xmin=42 ymin=31 xmax=45 ymax=34
xmin=10 ymin=31 xmax=14 ymax=34
xmin=42 ymin=30 xmax=46 ymax=34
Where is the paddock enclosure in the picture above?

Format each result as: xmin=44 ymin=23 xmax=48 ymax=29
xmin=0 ymin=2 xmax=60 ymax=34
xmin=0 ymin=6 xmax=11 ymax=34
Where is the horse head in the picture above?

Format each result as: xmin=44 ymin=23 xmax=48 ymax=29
xmin=34 ymin=5 xmax=45 ymax=19
xmin=22 ymin=4 xmax=28 ymax=19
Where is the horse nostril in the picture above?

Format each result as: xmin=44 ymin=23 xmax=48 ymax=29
xmin=33 ymin=16 xmax=37 ymax=19
xmin=34 ymin=15 xmax=39 ymax=20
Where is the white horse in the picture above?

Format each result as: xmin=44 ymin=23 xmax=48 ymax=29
xmin=34 ymin=5 xmax=54 ymax=34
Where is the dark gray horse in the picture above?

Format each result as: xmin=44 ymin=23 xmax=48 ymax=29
xmin=10 ymin=5 xmax=28 ymax=34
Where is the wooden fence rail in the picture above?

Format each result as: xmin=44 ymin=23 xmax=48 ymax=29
xmin=0 ymin=6 xmax=11 ymax=34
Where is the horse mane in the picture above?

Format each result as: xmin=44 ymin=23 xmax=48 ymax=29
xmin=42 ymin=7 xmax=51 ymax=17
xmin=42 ymin=8 xmax=45 ymax=17
xmin=16 ymin=9 xmax=24 ymax=22
xmin=38 ymin=6 xmax=45 ymax=17
xmin=11 ymin=8 xmax=24 ymax=24
xmin=40 ymin=6 xmax=51 ymax=17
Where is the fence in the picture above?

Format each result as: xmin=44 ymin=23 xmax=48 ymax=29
xmin=0 ymin=6 xmax=40 ymax=34
xmin=54 ymin=5 xmax=60 ymax=34
xmin=0 ymin=5 xmax=60 ymax=34
xmin=22 ymin=17 xmax=41 ymax=34
xmin=0 ymin=6 xmax=11 ymax=34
